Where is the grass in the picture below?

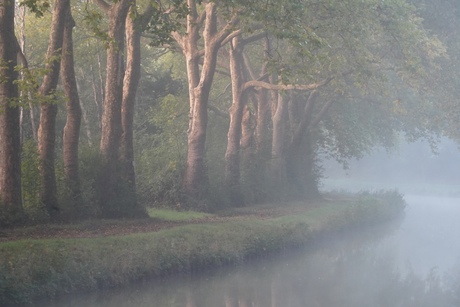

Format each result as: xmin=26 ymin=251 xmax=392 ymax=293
xmin=147 ymin=208 xmax=213 ymax=221
xmin=0 ymin=192 xmax=405 ymax=305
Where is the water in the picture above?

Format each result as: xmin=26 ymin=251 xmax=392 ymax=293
xmin=39 ymin=195 xmax=460 ymax=306
xmin=393 ymin=195 xmax=460 ymax=275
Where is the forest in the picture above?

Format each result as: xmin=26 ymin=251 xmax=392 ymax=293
xmin=0 ymin=0 xmax=459 ymax=226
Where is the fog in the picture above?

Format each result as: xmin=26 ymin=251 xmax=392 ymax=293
xmin=321 ymin=138 xmax=460 ymax=196
xmin=37 ymin=139 xmax=460 ymax=306
xmin=399 ymin=195 xmax=460 ymax=274
xmin=38 ymin=195 xmax=460 ymax=306
xmin=322 ymin=137 xmax=460 ymax=273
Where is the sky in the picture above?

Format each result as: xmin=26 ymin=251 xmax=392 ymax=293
xmin=321 ymin=137 xmax=460 ymax=195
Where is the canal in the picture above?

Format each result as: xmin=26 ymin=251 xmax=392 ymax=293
xmin=38 ymin=194 xmax=460 ymax=306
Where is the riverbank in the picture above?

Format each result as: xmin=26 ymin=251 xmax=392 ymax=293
xmin=0 ymin=191 xmax=405 ymax=305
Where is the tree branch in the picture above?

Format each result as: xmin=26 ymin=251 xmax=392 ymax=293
xmin=92 ymin=0 xmax=110 ymax=13
xmin=208 ymin=103 xmax=229 ymax=119
xmin=243 ymin=76 xmax=334 ymax=92
xmin=307 ymin=97 xmax=335 ymax=130
xmin=242 ymin=51 xmax=256 ymax=80
xmin=214 ymin=9 xmax=241 ymax=46
xmin=15 ymin=36 xmax=28 ymax=68
xmin=240 ymin=30 xmax=266 ymax=46
xmin=220 ymin=29 xmax=242 ymax=47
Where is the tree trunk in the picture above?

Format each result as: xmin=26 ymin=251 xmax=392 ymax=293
xmin=255 ymin=37 xmax=271 ymax=155
xmin=182 ymin=80 xmax=210 ymax=200
xmin=255 ymin=87 xmax=270 ymax=154
xmin=177 ymin=1 xmax=205 ymax=200
xmin=270 ymin=93 xmax=287 ymax=181
xmin=224 ymin=36 xmax=246 ymax=206
xmin=119 ymin=3 xmax=146 ymax=216
xmin=0 ymin=0 xmax=24 ymax=224
xmin=302 ymin=133 xmax=321 ymax=198
xmin=96 ymin=51 xmax=105 ymax=122
xmin=61 ymin=5 xmax=82 ymax=202
xmin=240 ymin=103 xmax=254 ymax=162
xmin=79 ymin=96 xmax=93 ymax=146
xmin=37 ymin=0 xmax=68 ymax=218
xmin=286 ymin=93 xmax=333 ymax=199
xmin=97 ymin=0 xmax=130 ymax=217
xmin=177 ymin=1 xmax=238 ymax=202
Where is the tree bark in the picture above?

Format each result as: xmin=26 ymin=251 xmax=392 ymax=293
xmin=61 ymin=5 xmax=82 ymax=202
xmin=97 ymin=0 xmax=130 ymax=217
xmin=240 ymin=103 xmax=254 ymax=161
xmin=16 ymin=27 xmax=38 ymax=144
xmin=288 ymin=91 xmax=317 ymax=155
xmin=0 ymin=0 xmax=24 ymax=224
xmin=175 ymin=1 xmax=239 ymax=202
xmin=224 ymin=35 xmax=246 ymax=205
xmin=79 ymin=95 xmax=93 ymax=146
xmin=286 ymin=93 xmax=334 ymax=199
xmin=119 ymin=2 xmax=146 ymax=215
xmin=254 ymin=37 xmax=271 ymax=155
xmin=176 ymin=0 xmax=206 ymax=200
xmin=37 ymin=0 xmax=68 ymax=218
xmin=270 ymin=93 xmax=288 ymax=181
xmin=255 ymin=85 xmax=270 ymax=154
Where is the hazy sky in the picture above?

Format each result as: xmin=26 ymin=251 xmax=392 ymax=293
xmin=322 ymin=138 xmax=460 ymax=194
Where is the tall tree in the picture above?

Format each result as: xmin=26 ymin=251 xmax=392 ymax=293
xmin=172 ymin=0 xmax=239 ymax=202
xmin=0 ymin=0 xmax=24 ymax=224
xmin=92 ymin=0 xmax=165 ymax=217
xmin=37 ymin=0 xmax=68 ymax=218
xmin=119 ymin=2 xmax=159 ymax=215
xmin=93 ymin=0 xmax=132 ymax=217
xmin=285 ymin=91 xmax=334 ymax=198
xmin=225 ymin=35 xmax=246 ymax=205
xmin=119 ymin=2 xmax=141 ymax=208
xmin=61 ymin=3 xmax=82 ymax=203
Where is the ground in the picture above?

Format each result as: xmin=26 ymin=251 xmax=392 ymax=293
xmin=0 ymin=200 xmax=320 ymax=242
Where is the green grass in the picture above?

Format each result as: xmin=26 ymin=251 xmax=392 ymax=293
xmin=0 ymin=192 xmax=405 ymax=305
xmin=147 ymin=208 xmax=213 ymax=221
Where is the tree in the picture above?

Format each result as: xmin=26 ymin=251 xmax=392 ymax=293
xmin=91 ymin=0 xmax=178 ymax=217
xmin=61 ymin=3 xmax=82 ymax=204
xmin=172 ymin=0 xmax=317 ymax=204
xmin=412 ymin=0 xmax=460 ymax=143
xmin=93 ymin=0 xmax=136 ymax=217
xmin=37 ymin=0 xmax=68 ymax=218
xmin=0 ymin=0 xmax=24 ymax=225
xmin=119 ymin=2 xmax=142 ymax=207
xmin=171 ymin=1 xmax=240 ymax=202
xmin=119 ymin=2 xmax=158 ymax=214
xmin=224 ymin=35 xmax=246 ymax=205
xmin=221 ymin=0 xmax=445 ymax=202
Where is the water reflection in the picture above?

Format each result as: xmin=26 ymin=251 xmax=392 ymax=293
xmin=38 ymin=196 xmax=460 ymax=307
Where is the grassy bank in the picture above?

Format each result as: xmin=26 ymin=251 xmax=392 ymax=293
xmin=0 ymin=192 xmax=405 ymax=305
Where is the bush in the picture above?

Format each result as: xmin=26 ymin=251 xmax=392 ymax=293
xmin=21 ymin=139 xmax=46 ymax=221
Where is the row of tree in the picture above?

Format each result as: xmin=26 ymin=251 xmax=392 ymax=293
xmin=0 ymin=0 xmax=456 ymax=225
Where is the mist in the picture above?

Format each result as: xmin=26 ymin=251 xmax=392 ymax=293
xmin=35 ymin=137 xmax=460 ymax=306
xmin=3 ymin=0 xmax=460 ymax=305
xmin=321 ymin=138 xmax=460 ymax=196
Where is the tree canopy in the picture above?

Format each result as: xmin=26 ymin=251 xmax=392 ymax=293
xmin=0 ymin=0 xmax=457 ymax=225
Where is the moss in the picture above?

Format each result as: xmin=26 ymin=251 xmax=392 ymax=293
xmin=0 ymin=194 xmax=404 ymax=305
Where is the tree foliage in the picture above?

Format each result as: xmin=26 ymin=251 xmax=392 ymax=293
xmin=0 ymin=0 xmax=457 ymax=225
